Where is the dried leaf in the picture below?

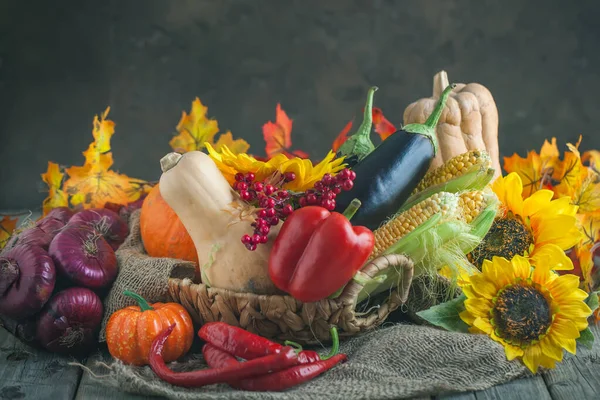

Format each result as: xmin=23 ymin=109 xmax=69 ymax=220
xmin=41 ymin=162 xmax=69 ymax=216
xmin=0 ymin=215 xmax=18 ymax=250
xmin=262 ymin=104 xmax=309 ymax=159
xmin=214 ymin=131 xmax=250 ymax=154
xmin=583 ymin=150 xmax=600 ymax=174
xmin=92 ymin=107 xmax=115 ymax=153
xmin=332 ymin=119 xmax=354 ymax=152
xmin=372 ymin=107 xmax=397 ymax=140
xmin=503 ymin=150 xmax=544 ymax=197
xmin=170 ymin=98 xmax=220 ymax=153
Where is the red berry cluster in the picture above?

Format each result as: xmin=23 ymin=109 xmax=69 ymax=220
xmin=235 ymin=172 xmax=296 ymax=251
xmin=298 ymin=169 xmax=356 ymax=211
xmin=235 ymin=168 xmax=357 ymax=251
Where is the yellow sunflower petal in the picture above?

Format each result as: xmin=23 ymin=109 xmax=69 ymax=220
xmin=531 ymin=214 xmax=581 ymax=250
xmin=540 ymin=196 xmax=578 ymax=218
xmin=504 ymin=343 xmax=524 ymax=361
xmin=510 ymin=255 xmax=532 ymax=280
xmin=548 ymin=275 xmax=587 ymax=301
xmin=465 ymin=298 xmax=493 ymax=317
xmin=468 ymin=274 xmax=500 ymax=299
xmin=472 ymin=316 xmax=494 ymax=334
xmin=531 ymin=261 xmax=554 ymax=286
xmin=500 ymin=173 xmax=525 ymax=216
xmin=522 ymin=344 xmax=543 ymax=373
xmin=529 ymin=243 xmax=574 ymax=270
xmin=550 ymin=318 xmax=581 ymax=340
xmin=490 ymin=256 xmax=518 ymax=283
xmin=459 ymin=310 xmax=476 ymax=326
xmin=522 ymin=189 xmax=554 ymax=217
xmin=539 ymin=336 xmax=564 ymax=361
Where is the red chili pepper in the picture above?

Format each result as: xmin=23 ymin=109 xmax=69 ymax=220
xmin=198 ymin=322 xmax=331 ymax=363
xmin=268 ymin=199 xmax=374 ymax=302
xmin=202 ymin=344 xmax=348 ymax=392
xmin=148 ymin=324 xmax=299 ymax=388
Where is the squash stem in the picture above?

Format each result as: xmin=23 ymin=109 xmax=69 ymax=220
xmin=123 ymin=290 xmax=154 ymax=311
xmin=337 ymin=87 xmax=378 ymax=162
xmin=402 ymin=83 xmax=456 ymax=156
xmin=320 ymin=326 xmax=340 ymax=360
xmin=160 ymin=152 xmax=183 ymax=173
xmin=342 ymin=199 xmax=362 ymax=221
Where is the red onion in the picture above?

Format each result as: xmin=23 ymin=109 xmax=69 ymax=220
xmin=5 ymin=212 xmax=70 ymax=251
xmin=36 ymin=287 xmax=103 ymax=356
xmin=68 ymin=208 xmax=128 ymax=250
xmin=0 ymin=245 xmax=56 ymax=319
xmin=49 ymin=226 xmax=117 ymax=289
xmin=45 ymin=207 xmax=75 ymax=224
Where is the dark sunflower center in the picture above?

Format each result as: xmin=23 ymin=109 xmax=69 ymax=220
xmin=469 ymin=217 xmax=533 ymax=269
xmin=493 ymin=284 xmax=551 ymax=344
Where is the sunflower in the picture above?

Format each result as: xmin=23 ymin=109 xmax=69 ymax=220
xmin=205 ymin=143 xmax=346 ymax=192
xmin=459 ymin=255 xmax=592 ymax=373
xmin=469 ymin=173 xmax=582 ymax=270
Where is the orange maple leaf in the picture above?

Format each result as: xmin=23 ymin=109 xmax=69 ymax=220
xmin=262 ymin=104 xmax=309 ymax=159
xmin=0 ymin=215 xmax=18 ymax=250
xmin=41 ymin=162 xmax=69 ymax=216
xmin=57 ymin=108 xmax=152 ymax=210
xmin=170 ymin=98 xmax=249 ymax=154
xmin=372 ymin=107 xmax=397 ymax=140
xmin=332 ymin=119 xmax=354 ymax=152
xmin=583 ymin=150 xmax=600 ymax=175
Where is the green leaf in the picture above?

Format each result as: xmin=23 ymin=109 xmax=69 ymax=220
xmin=416 ymin=293 xmax=470 ymax=333
xmin=576 ymin=327 xmax=595 ymax=350
xmin=584 ymin=291 xmax=599 ymax=314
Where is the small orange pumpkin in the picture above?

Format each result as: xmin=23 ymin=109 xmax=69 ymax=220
xmin=140 ymin=184 xmax=198 ymax=265
xmin=106 ymin=290 xmax=194 ymax=366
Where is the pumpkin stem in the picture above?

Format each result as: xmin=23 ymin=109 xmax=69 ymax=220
xmin=123 ymin=290 xmax=154 ymax=311
xmin=0 ymin=258 xmax=19 ymax=296
xmin=402 ymin=83 xmax=455 ymax=156
xmin=336 ymin=86 xmax=378 ymax=163
xmin=433 ymin=70 xmax=450 ymax=98
xmin=160 ymin=152 xmax=183 ymax=173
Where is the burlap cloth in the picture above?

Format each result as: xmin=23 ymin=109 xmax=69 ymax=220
xmin=86 ymin=208 xmax=540 ymax=398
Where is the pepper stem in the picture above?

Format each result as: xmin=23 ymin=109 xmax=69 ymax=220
xmin=123 ymin=290 xmax=154 ymax=312
xmin=342 ymin=199 xmax=362 ymax=221
xmin=283 ymin=340 xmax=304 ymax=354
xmin=336 ymin=87 xmax=378 ymax=162
xmin=320 ymin=326 xmax=340 ymax=360
xmin=402 ymin=83 xmax=456 ymax=156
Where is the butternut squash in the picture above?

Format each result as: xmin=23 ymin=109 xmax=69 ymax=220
xmin=403 ymin=70 xmax=501 ymax=179
xmin=158 ymin=151 xmax=280 ymax=295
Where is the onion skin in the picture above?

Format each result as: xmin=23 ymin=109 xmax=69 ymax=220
xmin=0 ymin=245 xmax=56 ymax=319
xmin=45 ymin=207 xmax=75 ymax=224
xmin=5 ymin=213 xmax=69 ymax=251
xmin=36 ymin=287 xmax=103 ymax=356
xmin=68 ymin=208 xmax=128 ymax=250
xmin=49 ymin=226 xmax=117 ymax=289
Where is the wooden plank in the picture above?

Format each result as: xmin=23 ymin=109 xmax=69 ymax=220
xmin=542 ymin=324 xmax=600 ymax=400
xmin=0 ymin=327 xmax=82 ymax=400
xmin=436 ymin=391 xmax=477 ymax=399
xmin=74 ymin=350 xmax=159 ymax=400
xmin=472 ymin=376 xmax=552 ymax=400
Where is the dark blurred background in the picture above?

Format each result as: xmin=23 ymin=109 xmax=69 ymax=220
xmin=1 ymin=0 xmax=599 ymax=210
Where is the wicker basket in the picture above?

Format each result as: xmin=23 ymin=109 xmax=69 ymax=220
xmin=166 ymin=254 xmax=414 ymax=345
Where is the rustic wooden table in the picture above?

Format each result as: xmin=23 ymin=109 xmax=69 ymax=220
xmin=1 ymin=211 xmax=599 ymax=399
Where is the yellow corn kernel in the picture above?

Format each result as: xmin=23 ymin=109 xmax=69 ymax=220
xmin=371 ymin=192 xmax=458 ymax=259
xmin=413 ymin=150 xmax=492 ymax=194
xmin=458 ymin=190 xmax=486 ymax=224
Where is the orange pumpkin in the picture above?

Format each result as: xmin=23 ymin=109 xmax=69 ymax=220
xmin=140 ymin=184 xmax=198 ymax=265
xmin=106 ymin=290 xmax=194 ymax=366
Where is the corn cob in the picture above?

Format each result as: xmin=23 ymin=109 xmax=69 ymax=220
xmin=371 ymin=192 xmax=459 ymax=259
xmin=458 ymin=190 xmax=486 ymax=223
xmin=412 ymin=150 xmax=492 ymax=195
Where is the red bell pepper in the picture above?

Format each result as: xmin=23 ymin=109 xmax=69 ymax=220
xmin=268 ymin=199 xmax=375 ymax=302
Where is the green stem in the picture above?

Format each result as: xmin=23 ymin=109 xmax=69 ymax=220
xmin=402 ymin=83 xmax=456 ymax=156
xmin=123 ymin=290 xmax=154 ymax=312
xmin=337 ymin=87 xmax=378 ymax=161
xmin=320 ymin=326 xmax=340 ymax=360
xmin=283 ymin=340 xmax=304 ymax=354
xmin=342 ymin=199 xmax=362 ymax=221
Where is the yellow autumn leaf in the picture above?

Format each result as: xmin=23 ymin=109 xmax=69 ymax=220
xmin=583 ymin=149 xmax=600 ymax=174
xmin=0 ymin=215 xmax=18 ymax=250
xmin=503 ymin=150 xmax=544 ymax=198
xmin=92 ymin=107 xmax=115 ymax=153
xmin=41 ymin=161 xmax=69 ymax=215
xmin=213 ymin=131 xmax=250 ymax=154
xmin=169 ymin=97 xmax=249 ymax=155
